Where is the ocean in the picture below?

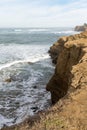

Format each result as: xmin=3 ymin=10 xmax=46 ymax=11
xmin=0 ymin=27 xmax=77 ymax=128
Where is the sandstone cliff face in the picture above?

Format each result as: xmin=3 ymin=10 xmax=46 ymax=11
xmin=47 ymin=32 xmax=87 ymax=104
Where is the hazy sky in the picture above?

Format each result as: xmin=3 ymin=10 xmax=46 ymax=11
xmin=0 ymin=0 xmax=87 ymax=27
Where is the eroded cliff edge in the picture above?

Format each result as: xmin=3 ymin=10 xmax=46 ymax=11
xmin=1 ymin=32 xmax=87 ymax=130
xmin=47 ymin=31 xmax=87 ymax=104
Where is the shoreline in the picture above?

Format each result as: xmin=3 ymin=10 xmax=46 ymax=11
xmin=1 ymin=31 xmax=87 ymax=130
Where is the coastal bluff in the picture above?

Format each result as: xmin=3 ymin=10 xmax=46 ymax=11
xmin=1 ymin=32 xmax=87 ymax=130
xmin=74 ymin=23 xmax=87 ymax=31
xmin=47 ymin=31 xmax=87 ymax=104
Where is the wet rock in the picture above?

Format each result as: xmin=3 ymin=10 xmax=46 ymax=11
xmin=27 ymin=62 xmax=33 ymax=65
xmin=4 ymin=78 xmax=12 ymax=82
xmin=4 ymin=75 xmax=21 ymax=83
xmin=33 ymin=86 xmax=37 ymax=89
xmin=2 ymin=124 xmax=7 ymax=128
xmin=31 ymin=106 xmax=38 ymax=112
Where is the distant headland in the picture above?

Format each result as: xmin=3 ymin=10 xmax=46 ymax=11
xmin=74 ymin=23 xmax=87 ymax=31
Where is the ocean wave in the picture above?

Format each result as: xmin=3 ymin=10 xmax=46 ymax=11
xmin=28 ymin=30 xmax=77 ymax=34
xmin=29 ymin=29 xmax=47 ymax=32
xmin=0 ymin=54 xmax=50 ymax=71
xmin=14 ymin=29 xmax=22 ymax=32
xmin=13 ymin=29 xmax=47 ymax=34
xmin=0 ymin=28 xmax=75 ymax=34
xmin=52 ymin=30 xmax=76 ymax=34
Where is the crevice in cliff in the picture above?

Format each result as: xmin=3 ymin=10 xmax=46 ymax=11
xmin=46 ymin=74 xmax=68 ymax=104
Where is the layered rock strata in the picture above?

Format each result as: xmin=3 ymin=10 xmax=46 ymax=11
xmin=47 ymin=32 xmax=87 ymax=104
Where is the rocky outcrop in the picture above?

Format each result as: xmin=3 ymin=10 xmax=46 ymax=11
xmin=47 ymin=32 xmax=87 ymax=104
xmin=75 ymin=23 xmax=87 ymax=31
xmin=1 ymin=32 xmax=87 ymax=130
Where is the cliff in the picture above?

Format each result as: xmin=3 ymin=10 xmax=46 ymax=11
xmin=47 ymin=31 xmax=87 ymax=104
xmin=1 ymin=32 xmax=87 ymax=130
xmin=74 ymin=23 xmax=87 ymax=31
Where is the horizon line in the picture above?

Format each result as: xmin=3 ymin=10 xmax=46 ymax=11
xmin=0 ymin=26 xmax=74 ymax=28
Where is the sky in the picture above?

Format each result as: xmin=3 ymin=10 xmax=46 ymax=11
xmin=0 ymin=0 xmax=87 ymax=27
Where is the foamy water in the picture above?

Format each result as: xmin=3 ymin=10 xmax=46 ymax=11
xmin=0 ymin=27 xmax=78 ymax=128
xmin=0 ymin=54 xmax=50 ymax=70
xmin=0 ymin=27 xmax=77 ymax=34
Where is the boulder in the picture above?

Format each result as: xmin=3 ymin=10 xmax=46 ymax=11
xmin=4 ymin=78 xmax=12 ymax=82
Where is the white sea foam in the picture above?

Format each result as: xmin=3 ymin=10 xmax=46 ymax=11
xmin=0 ymin=42 xmax=50 ymax=71
xmin=0 ymin=27 xmax=75 ymax=128
xmin=52 ymin=30 xmax=75 ymax=34
xmin=29 ymin=29 xmax=47 ymax=32
xmin=11 ymin=28 xmax=77 ymax=35
xmin=0 ymin=54 xmax=50 ymax=71
xmin=14 ymin=29 xmax=22 ymax=32
xmin=0 ymin=114 xmax=13 ymax=129
xmin=13 ymin=28 xmax=47 ymax=34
